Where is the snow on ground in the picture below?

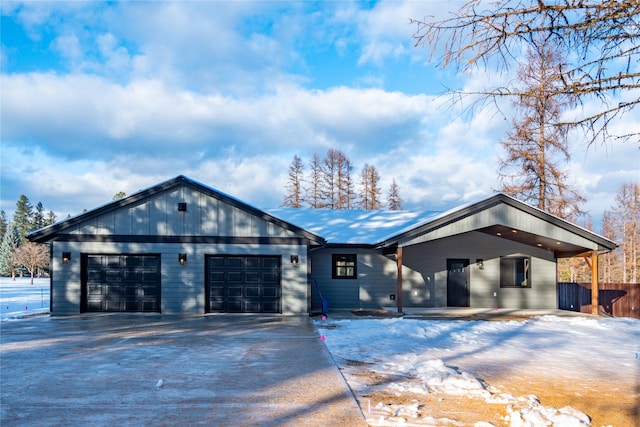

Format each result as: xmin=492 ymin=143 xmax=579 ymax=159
xmin=315 ymin=315 xmax=640 ymax=427
xmin=0 ymin=277 xmax=50 ymax=321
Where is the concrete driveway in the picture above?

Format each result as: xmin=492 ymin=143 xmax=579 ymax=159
xmin=0 ymin=314 xmax=367 ymax=427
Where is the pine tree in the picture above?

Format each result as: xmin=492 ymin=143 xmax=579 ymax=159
xmin=388 ymin=178 xmax=403 ymax=211
xmin=0 ymin=223 xmax=22 ymax=279
xmin=46 ymin=210 xmax=57 ymax=226
xmin=0 ymin=210 xmax=7 ymax=243
xmin=112 ymin=191 xmax=126 ymax=200
xmin=13 ymin=195 xmax=33 ymax=243
xmin=281 ymin=155 xmax=305 ymax=208
xmin=497 ymin=38 xmax=585 ymax=219
xmin=32 ymin=202 xmax=46 ymax=231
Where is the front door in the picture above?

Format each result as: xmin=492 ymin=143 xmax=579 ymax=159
xmin=447 ymin=258 xmax=469 ymax=307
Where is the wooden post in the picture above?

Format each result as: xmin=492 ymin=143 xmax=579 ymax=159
xmin=396 ymin=246 xmax=403 ymax=314
xmin=591 ymin=250 xmax=599 ymax=315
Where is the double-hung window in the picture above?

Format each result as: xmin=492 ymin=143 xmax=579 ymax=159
xmin=332 ymin=254 xmax=357 ymax=279
xmin=500 ymin=256 xmax=531 ymax=288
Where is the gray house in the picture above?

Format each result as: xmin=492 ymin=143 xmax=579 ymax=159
xmin=29 ymin=175 xmax=616 ymax=315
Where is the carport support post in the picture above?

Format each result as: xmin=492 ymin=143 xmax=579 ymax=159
xmin=396 ymin=246 xmax=403 ymax=313
xmin=590 ymin=250 xmax=599 ymax=316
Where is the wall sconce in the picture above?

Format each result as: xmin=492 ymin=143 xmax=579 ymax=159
xmin=476 ymin=258 xmax=484 ymax=270
xmin=290 ymin=255 xmax=299 ymax=266
xmin=178 ymin=202 xmax=187 ymax=212
xmin=62 ymin=252 xmax=71 ymax=264
xmin=178 ymin=253 xmax=187 ymax=265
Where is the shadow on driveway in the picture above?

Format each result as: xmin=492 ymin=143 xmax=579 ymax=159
xmin=1 ymin=314 xmax=366 ymax=426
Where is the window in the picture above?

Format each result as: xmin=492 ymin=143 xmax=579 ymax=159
xmin=500 ymin=256 xmax=531 ymax=288
xmin=332 ymin=254 xmax=357 ymax=279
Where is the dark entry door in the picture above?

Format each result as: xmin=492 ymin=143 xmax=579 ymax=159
xmin=447 ymin=258 xmax=470 ymax=307
xmin=84 ymin=255 xmax=161 ymax=312
xmin=206 ymin=255 xmax=281 ymax=313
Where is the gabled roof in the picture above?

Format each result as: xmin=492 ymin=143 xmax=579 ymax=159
xmin=270 ymin=193 xmax=617 ymax=254
xmin=268 ymin=208 xmax=442 ymax=245
xmin=28 ymin=175 xmax=325 ymax=244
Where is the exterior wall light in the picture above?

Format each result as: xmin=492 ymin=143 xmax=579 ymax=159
xmin=476 ymin=258 xmax=484 ymax=269
xmin=290 ymin=255 xmax=299 ymax=266
xmin=178 ymin=253 xmax=187 ymax=265
xmin=62 ymin=252 xmax=71 ymax=264
xmin=178 ymin=202 xmax=187 ymax=212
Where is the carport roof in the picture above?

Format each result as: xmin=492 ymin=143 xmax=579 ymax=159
xmin=271 ymin=193 xmax=617 ymax=255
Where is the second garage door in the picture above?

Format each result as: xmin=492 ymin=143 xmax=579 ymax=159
xmin=206 ymin=255 xmax=281 ymax=313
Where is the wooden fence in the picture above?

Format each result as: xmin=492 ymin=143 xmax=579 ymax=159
xmin=558 ymin=282 xmax=640 ymax=319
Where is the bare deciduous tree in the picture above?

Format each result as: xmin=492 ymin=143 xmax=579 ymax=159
xmin=281 ymin=155 xmax=305 ymax=208
xmin=613 ymin=182 xmax=640 ymax=283
xmin=11 ymin=242 xmax=49 ymax=285
xmin=388 ymin=178 xmax=404 ymax=211
xmin=498 ymin=38 xmax=585 ymax=218
xmin=412 ymin=0 xmax=640 ymax=143
xmin=359 ymin=164 xmax=382 ymax=210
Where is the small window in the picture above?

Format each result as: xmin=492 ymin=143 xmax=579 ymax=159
xmin=500 ymin=256 xmax=531 ymax=288
xmin=332 ymin=254 xmax=357 ymax=279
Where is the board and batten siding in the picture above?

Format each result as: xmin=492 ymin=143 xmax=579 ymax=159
xmin=50 ymin=242 xmax=308 ymax=315
xmin=402 ymin=203 xmax=599 ymax=250
xmin=402 ymin=231 xmax=557 ymax=309
xmin=66 ymin=185 xmax=297 ymax=239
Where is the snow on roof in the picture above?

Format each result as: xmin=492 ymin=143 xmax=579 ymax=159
xmin=268 ymin=208 xmax=444 ymax=245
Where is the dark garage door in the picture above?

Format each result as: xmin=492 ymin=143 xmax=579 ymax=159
xmin=84 ymin=255 xmax=161 ymax=312
xmin=206 ymin=255 xmax=281 ymax=313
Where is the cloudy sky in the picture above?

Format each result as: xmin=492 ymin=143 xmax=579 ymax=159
xmin=1 ymin=1 xmax=637 ymax=229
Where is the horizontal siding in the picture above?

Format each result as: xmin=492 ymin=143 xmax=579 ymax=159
xmin=403 ymin=231 xmax=557 ymax=309
xmin=311 ymin=248 xmax=397 ymax=310
xmin=50 ymin=242 xmax=308 ymax=315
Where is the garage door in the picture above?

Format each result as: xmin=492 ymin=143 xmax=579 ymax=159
xmin=206 ymin=255 xmax=281 ymax=313
xmin=84 ymin=255 xmax=161 ymax=312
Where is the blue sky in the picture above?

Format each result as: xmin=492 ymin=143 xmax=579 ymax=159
xmin=1 ymin=1 xmax=637 ymax=230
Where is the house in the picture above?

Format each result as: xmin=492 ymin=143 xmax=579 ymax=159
xmin=28 ymin=175 xmax=617 ymax=315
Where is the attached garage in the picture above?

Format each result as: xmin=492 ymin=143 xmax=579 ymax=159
xmin=28 ymin=176 xmax=323 ymax=316
xmin=206 ymin=255 xmax=281 ymax=313
xmin=82 ymin=254 xmax=161 ymax=312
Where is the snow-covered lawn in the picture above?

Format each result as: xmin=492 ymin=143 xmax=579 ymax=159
xmin=315 ymin=315 xmax=640 ymax=427
xmin=0 ymin=277 xmax=50 ymax=321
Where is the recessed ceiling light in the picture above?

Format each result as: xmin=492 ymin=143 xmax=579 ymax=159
xmin=511 ymin=230 xmax=517 ymax=233
xmin=496 ymin=232 xmax=502 ymax=236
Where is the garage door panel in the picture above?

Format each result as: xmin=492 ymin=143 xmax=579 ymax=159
xmin=206 ymin=255 xmax=281 ymax=313
xmin=84 ymin=254 xmax=160 ymax=313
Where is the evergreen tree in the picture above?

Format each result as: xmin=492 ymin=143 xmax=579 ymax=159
xmin=113 ymin=191 xmax=126 ymax=200
xmin=0 ymin=223 xmax=22 ymax=278
xmin=281 ymin=155 xmax=305 ymax=208
xmin=46 ymin=210 xmax=57 ymax=226
xmin=13 ymin=195 xmax=33 ymax=243
xmin=388 ymin=178 xmax=403 ymax=211
xmin=33 ymin=202 xmax=46 ymax=231
xmin=0 ymin=210 xmax=7 ymax=243
xmin=613 ymin=182 xmax=640 ymax=283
